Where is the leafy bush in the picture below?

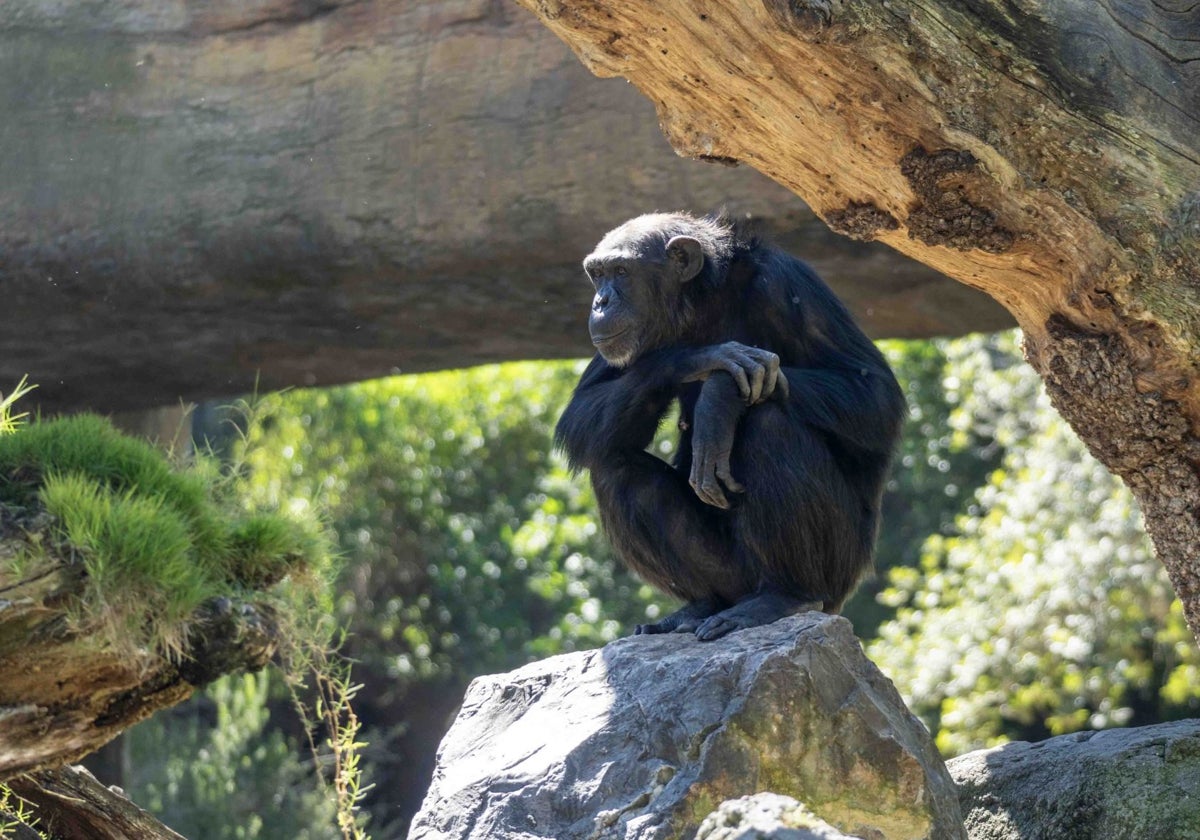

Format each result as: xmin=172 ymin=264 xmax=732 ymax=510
xmin=127 ymin=673 xmax=340 ymax=840
xmin=234 ymin=362 xmax=666 ymax=685
xmin=868 ymin=333 xmax=1200 ymax=755
xmin=216 ymin=336 xmax=1199 ymax=822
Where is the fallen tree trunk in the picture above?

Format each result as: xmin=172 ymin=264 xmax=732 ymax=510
xmin=6 ymin=765 xmax=186 ymax=840
xmin=0 ymin=0 xmax=1009 ymax=417
xmin=0 ymin=551 xmax=278 ymax=779
xmin=513 ymin=0 xmax=1200 ymax=640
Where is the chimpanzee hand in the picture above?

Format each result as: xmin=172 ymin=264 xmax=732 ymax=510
xmin=680 ymin=342 xmax=789 ymax=405
xmin=689 ymin=373 xmax=746 ymax=509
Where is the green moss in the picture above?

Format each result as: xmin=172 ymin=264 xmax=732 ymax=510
xmin=0 ymin=414 xmax=331 ymax=657
xmin=41 ymin=472 xmax=210 ymax=648
xmin=228 ymin=513 xmax=326 ymax=588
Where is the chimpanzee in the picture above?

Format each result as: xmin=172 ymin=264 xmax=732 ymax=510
xmin=554 ymin=212 xmax=905 ymax=641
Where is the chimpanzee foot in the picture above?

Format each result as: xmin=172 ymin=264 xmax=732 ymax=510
xmin=635 ymin=597 xmax=726 ymax=635
xmin=694 ymin=591 xmax=822 ymax=641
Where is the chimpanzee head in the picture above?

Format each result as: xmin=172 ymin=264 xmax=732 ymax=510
xmin=582 ymin=213 xmax=734 ymax=367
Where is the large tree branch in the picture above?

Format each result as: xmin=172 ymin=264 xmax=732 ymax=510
xmin=0 ymin=552 xmax=279 ymax=780
xmin=0 ymin=1 xmax=1009 ymax=417
xmin=6 ymin=765 xmax=186 ymax=840
xmin=513 ymin=0 xmax=1200 ymax=638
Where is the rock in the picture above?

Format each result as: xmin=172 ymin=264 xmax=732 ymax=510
xmin=697 ymin=793 xmax=864 ymax=839
xmin=0 ymin=1 xmax=1009 ymax=416
xmin=948 ymin=720 xmax=1200 ymax=840
xmin=409 ymin=613 xmax=964 ymax=840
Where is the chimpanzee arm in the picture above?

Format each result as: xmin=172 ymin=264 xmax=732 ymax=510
xmin=688 ymin=372 xmax=748 ymax=509
xmin=779 ymin=364 xmax=904 ymax=457
xmin=555 ymin=354 xmax=676 ymax=472
xmin=686 ymin=364 xmax=902 ymax=507
xmin=555 ymin=344 xmax=784 ymax=472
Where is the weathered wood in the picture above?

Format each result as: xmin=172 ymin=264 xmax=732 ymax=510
xmin=513 ymin=0 xmax=1200 ymax=638
xmin=0 ymin=0 xmax=1010 ymax=417
xmin=0 ymin=511 xmax=280 ymax=779
xmin=7 ymin=765 xmax=186 ymax=840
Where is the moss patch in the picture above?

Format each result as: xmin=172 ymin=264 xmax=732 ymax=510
xmin=0 ymin=414 xmax=328 ymax=658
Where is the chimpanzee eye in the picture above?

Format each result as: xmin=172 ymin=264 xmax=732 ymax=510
xmin=615 ymin=266 xmax=628 ymax=278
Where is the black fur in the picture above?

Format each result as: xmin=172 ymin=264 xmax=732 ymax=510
xmin=555 ymin=213 xmax=905 ymax=640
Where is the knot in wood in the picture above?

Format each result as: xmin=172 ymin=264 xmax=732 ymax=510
xmin=763 ymin=0 xmax=833 ymax=32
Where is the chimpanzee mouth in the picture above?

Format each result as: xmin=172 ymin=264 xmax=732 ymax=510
xmin=590 ymin=329 xmax=629 ymax=345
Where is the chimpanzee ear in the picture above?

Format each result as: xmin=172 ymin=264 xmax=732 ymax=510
xmin=666 ymin=236 xmax=705 ymax=284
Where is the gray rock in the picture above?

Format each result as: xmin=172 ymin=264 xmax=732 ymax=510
xmin=947 ymin=719 xmax=1200 ymax=840
xmin=410 ymin=613 xmax=964 ymax=840
xmin=697 ymin=793 xmax=864 ymax=839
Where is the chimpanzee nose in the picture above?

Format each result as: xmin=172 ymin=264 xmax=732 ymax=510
xmin=593 ymin=292 xmax=610 ymax=311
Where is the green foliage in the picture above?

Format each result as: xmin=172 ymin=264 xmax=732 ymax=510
xmin=235 ymin=348 xmax=995 ymax=669
xmin=1 ymin=414 xmax=214 ymax=521
xmin=127 ymin=673 xmax=340 ymax=840
xmin=844 ymin=337 xmax=1002 ymax=633
xmin=0 ymin=413 xmax=332 ymax=656
xmin=223 ymin=338 xmax=1198 ymax=825
xmin=287 ymin=645 xmax=371 ymax=840
xmin=869 ymin=332 xmax=1200 ymax=756
xmin=235 ymin=362 xmax=666 ymax=688
xmin=229 ymin=513 xmax=328 ymax=588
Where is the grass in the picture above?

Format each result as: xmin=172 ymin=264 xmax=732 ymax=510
xmin=0 ymin=386 xmax=368 ymax=836
xmin=0 ymin=783 xmax=46 ymax=839
xmin=0 ymin=376 xmax=35 ymax=434
xmin=0 ymin=411 xmax=331 ymax=658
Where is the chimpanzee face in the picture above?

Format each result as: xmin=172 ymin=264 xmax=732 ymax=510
xmin=583 ymin=219 xmax=705 ymax=368
xmin=583 ymin=254 xmax=653 ymax=367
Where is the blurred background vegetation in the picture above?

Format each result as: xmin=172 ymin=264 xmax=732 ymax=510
xmin=114 ymin=330 xmax=1200 ymax=838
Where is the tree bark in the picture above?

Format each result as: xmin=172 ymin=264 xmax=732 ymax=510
xmin=6 ymin=765 xmax=186 ymax=840
xmin=0 ymin=540 xmax=279 ymax=779
xmin=512 ymin=0 xmax=1200 ymax=639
